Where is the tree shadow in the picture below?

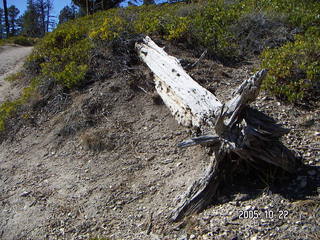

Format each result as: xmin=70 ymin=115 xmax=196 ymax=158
xmin=218 ymin=158 xmax=319 ymax=204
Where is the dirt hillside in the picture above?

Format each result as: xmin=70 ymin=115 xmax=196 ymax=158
xmin=0 ymin=41 xmax=319 ymax=240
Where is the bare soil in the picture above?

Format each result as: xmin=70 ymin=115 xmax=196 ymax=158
xmin=0 ymin=45 xmax=33 ymax=103
xmin=0 ymin=41 xmax=319 ymax=240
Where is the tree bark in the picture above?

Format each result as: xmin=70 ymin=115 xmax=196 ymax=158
xmin=3 ymin=0 xmax=9 ymax=38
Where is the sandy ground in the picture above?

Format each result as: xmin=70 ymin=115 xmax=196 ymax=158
xmin=0 ymin=45 xmax=33 ymax=103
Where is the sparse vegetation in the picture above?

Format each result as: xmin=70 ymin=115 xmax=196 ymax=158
xmin=4 ymin=71 xmax=25 ymax=82
xmin=1 ymin=0 xmax=319 ymax=131
xmin=0 ymin=77 xmax=38 ymax=131
xmin=261 ymin=29 xmax=320 ymax=102
xmin=25 ymin=0 xmax=320 ymax=90
xmin=0 ymin=36 xmax=37 ymax=46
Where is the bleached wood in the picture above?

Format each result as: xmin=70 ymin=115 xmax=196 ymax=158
xmin=135 ymin=36 xmax=299 ymax=222
xmin=135 ymin=36 xmax=222 ymax=127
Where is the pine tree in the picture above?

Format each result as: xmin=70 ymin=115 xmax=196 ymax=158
xmin=143 ymin=0 xmax=155 ymax=5
xmin=71 ymin=0 xmax=122 ymax=15
xmin=45 ymin=0 xmax=54 ymax=32
xmin=0 ymin=8 xmax=4 ymax=39
xmin=58 ymin=5 xmax=76 ymax=24
xmin=36 ymin=0 xmax=46 ymax=36
xmin=2 ymin=0 xmax=9 ymax=38
xmin=21 ymin=0 xmax=40 ymax=37
xmin=8 ymin=5 xmax=20 ymax=36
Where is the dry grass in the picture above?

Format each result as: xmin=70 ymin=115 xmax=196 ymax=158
xmin=80 ymin=129 xmax=115 ymax=152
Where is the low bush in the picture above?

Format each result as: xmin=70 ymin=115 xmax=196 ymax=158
xmin=261 ymin=30 xmax=320 ymax=102
xmin=0 ymin=77 xmax=38 ymax=131
xmin=2 ymin=0 xmax=320 ymax=132
xmin=0 ymin=36 xmax=37 ymax=46
xmin=4 ymin=72 xmax=25 ymax=82
xmin=13 ymin=36 xmax=36 ymax=46
xmin=231 ymin=13 xmax=293 ymax=56
xmin=27 ymin=20 xmax=94 ymax=89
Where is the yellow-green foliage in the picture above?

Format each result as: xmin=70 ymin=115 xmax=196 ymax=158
xmin=190 ymin=0 xmax=241 ymax=57
xmin=0 ymin=36 xmax=37 ymax=46
xmin=89 ymin=2 xmax=240 ymax=57
xmin=2 ymin=0 xmax=319 ymax=132
xmin=261 ymin=29 xmax=320 ymax=102
xmin=89 ymin=10 xmax=128 ymax=40
xmin=23 ymin=0 xmax=320 ymax=97
xmin=0 ymin=78 xmax=38 ymax=131
xmin=257 ymin=0 xmax=320 ymax=29
xmin=28 ymin=19 xmax=94 ymax=89
xmin=4 ymin=72 xmax=24 ymax=82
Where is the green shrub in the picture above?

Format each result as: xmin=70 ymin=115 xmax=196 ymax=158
xmin=190 ymin=0 xmax=241 ymax=58
xmin=0 ymin=77 xmax=38 ymax=131
xmin=0 ymin=101 xmax=19 ymax=131
xmin=13 ymin=36 xmax=35 ymax=46
xmin=4 ymin=72 xmax=25 ymax=82
xmin=3 ymin=0 xmax=320 ymax=133
xmin=0 ymin=36 xmax=37 ymax=46
xmin=27 ymin=19 xmax=94 ymax=89
xmin=261 ymin=31 xmax=320 ymax=102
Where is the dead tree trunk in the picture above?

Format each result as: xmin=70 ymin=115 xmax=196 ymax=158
xmin=135 ymin=36 xmax=300 ymax=222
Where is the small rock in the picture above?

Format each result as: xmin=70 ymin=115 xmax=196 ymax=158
xmin=308 ymin=170 xmax=317 ymax=176
xmin=299 ymin=179 xmax=307 ymax=188
xmin=244 ymin=205 xmax=252 ymax=211
xmin=305 ymin=152 xmax=312 ymax=157
xmin=250 ymin=235 xmax=258 ymax=240
xmin=20 ymin=191 xmax=31 ymax=197
xmin=178 ymin=235 xmax=187 ymax=240
xmin=190 ymin=234 xmax=196 ymax=239
xmin=234 ymin=193 xmax=250 ymax=201
xmin=147 ymin=155 xmax=156 ymax=161
xmin=162 ymin=159 xmax=174 ymax=164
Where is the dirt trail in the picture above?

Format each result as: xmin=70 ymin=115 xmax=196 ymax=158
xmin=0 ymin=45 xmax=33 ymax=103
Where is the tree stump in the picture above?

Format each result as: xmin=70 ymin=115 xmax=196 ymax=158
xmin=135 ymin=36 xmax=300 ymax=222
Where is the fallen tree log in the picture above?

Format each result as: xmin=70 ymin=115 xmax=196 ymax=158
xmin=135 ymin=36 xmax=300 ymax=221
xmin=135 ymin=36 xmax=221 ymax=128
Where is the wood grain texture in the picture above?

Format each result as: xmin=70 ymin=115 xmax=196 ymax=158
xmin=136 ymin=36 xmax=300 ymax=221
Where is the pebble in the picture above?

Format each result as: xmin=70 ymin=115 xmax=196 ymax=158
xmin=305 ymin=152 xmax=312 ymax=157
xmin=299 ymin=179 xmax=307 ymax=188
xmin=20 ymin=191 xmax=31 ymax=197
xmin=308 ymin=170 xmax=317 ymax=176
xmin=244 ymin=205 xmax=252 ymax=211
xmin=250 ymin=235 xmax=258 ymax=240
xmin=178 ymin=235 xmax=187 ymax=240
xmin=162 ymin=159 xmax=173 ymax=164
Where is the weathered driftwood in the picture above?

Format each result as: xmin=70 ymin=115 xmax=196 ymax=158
xmin=135 ymin=36 xmax=300 ymax=222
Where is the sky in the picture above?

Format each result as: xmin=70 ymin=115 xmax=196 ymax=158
xmin=0 ymin=0 xmax=73 ymax=18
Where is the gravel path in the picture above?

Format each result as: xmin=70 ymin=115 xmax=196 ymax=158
xmin=0 ymin=45 xmax=33 ymax=103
